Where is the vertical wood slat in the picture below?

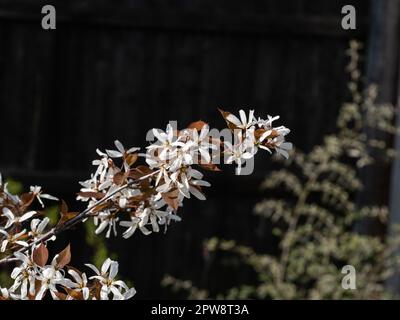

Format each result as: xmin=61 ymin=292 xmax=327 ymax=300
xmin=386 ymin=0 xmax=400 ymax=296
xmin=359 ymin=0 xmax=400 ymax=213
xmin=389 ymin=65 xmax=400 ymax=292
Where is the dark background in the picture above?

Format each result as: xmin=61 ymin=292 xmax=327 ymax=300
xmin=1 ymin=0 xmax=399 ymax=298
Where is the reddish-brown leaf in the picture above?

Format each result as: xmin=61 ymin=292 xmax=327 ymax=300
xmin=139 ymin=178 xmax=151 ymax=190
xmin=128 ymin=165 xmax=154 ymax=180
xmin=77 ymin=191 xmax=105 ymax=199
xmin=32 ymin=244 xmax=49 ymax=267
xmin=188 ymin=120 xmax=207 ymax=131
xmin=91 ymin=202 xmax=111 ymax=214
xmin=56 ymin=211 xmax=79 ymax=228
xmin=113 ymin=172 xmax=127 ymax=185
xmin=129 ymin=188 xmax=155 ymax=204
xmin=162 ymin=189 xmax=179 ymax=211
xmin=56 ymin=244 xmax=71 ymax=268
xmin=254 ymin=128 xmax=279 ymax=141
xmin=125 ymin=153 xmax=138 ymax=167
xmin=92 ymin=281 xmax=102 ymax=300
xmin=268 ymin=129 xmax=280 ymax=139
xmin=20 ymin=193 xmax=35 ymax=207
xmin=60 ymin=199 xmax=69 ymax=214
xmin=218 ymin=108 xmax=239 ymax=130
xmin=218 ymin=108 xmax=230 ymax=119
xmin=65 ymin=288 xmax=83 ymax=300
xmin=53 ymin=291 xmax=68 ymax=300
xmin=200 ymin=163 xmax=221 ymax=172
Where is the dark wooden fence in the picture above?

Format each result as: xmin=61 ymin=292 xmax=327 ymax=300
xmin=0 ymin=0 xmax=372 ymax=298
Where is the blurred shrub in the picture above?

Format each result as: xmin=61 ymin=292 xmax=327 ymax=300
xmin=163 ymin=41 xmax=400 ymax=299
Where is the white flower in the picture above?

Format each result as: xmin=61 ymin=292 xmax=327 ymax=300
xmin=120 ymin=196 xmax=177 ymax=237
xmin=119 ymin=197 xmax=128 ymax=209
xmin=146 ymin=143 xmax=197 ymax=193
xmin=226 ymin=109 xmax=256 ymax=130
xmin=186 ymin=125 xmax=217 ymax=164
xmin=274 ymin=125 xmax=291 ymax=136
xmin=94 ymin=210 xmax=119 ymax=238
xmin=145 ymin=155 xmax=170 ymax=187
xmin=92 ymin=151 xmax=111 ymax=181
xmin=120 ymin=216 xmax=145 ymax=238
xmin=86 ymin=258 xmax=134 ymax=300
xmin=256 ymin=115 xmax=280 ymax=129
xmin=155 ymin=165 xmax=209 ymax=202
xmin=0 ymin=174 xmax=20 ymax=206
xmin=254 ymin=115 xmax=292 ymax=157
xmin=29 ymin=217 xmax=51 ymax=240
xmin=77 ymin=177 xmax=102 ymax=202
xmin=1 ymin=208 xmax=37 ymax=229
xmin=106 ymin=140 xmax=139 ymax=159
xmin=9 ymin=252 xmax=38 ymax=299
xmin=35 ymin=256 xmax=73 ymax=300
xmin=30 ymin=186 xmax=58 ymax=208
xmin=35 ymin=267 xmax=61 ymax=300
xmin=0 ymin=287 xmax=9 ymax=299
xmin=169 ymin=169 xmax=210 ymax=201
xmin=0 ymin=229 xmax=29 ymax=252
xmin=0 ymin=287 xmax=20 ymax=300
xmin=157 ymin=209 xmax=182 ymax=234
xmin=67 ymin=270 xmax=90 ymax=300
xmin=242 ymin=126 xmax=258 ymax=154
xmin=123 ymin=287 xmax=137 ymax=299
xmin=79 ymin=140 xmax=140 ymax=210
xmin=146 ymin=125 xmax=188 ymax=171
xmin=224 ymin=140 xmax=254 ymax=175
xmin=272 ymin=135 xmax=293 ymax=159
xmin=148 ymin=124 xmax=182 ymax=155
xmin=168 ymin=140 xmax=195 ymax=172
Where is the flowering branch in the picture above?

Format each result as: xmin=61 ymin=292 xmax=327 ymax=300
xmin=0 ymin=109 xmax=292 ymax=300
xmin=0 ymin=170 xmax=159 ymax=266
